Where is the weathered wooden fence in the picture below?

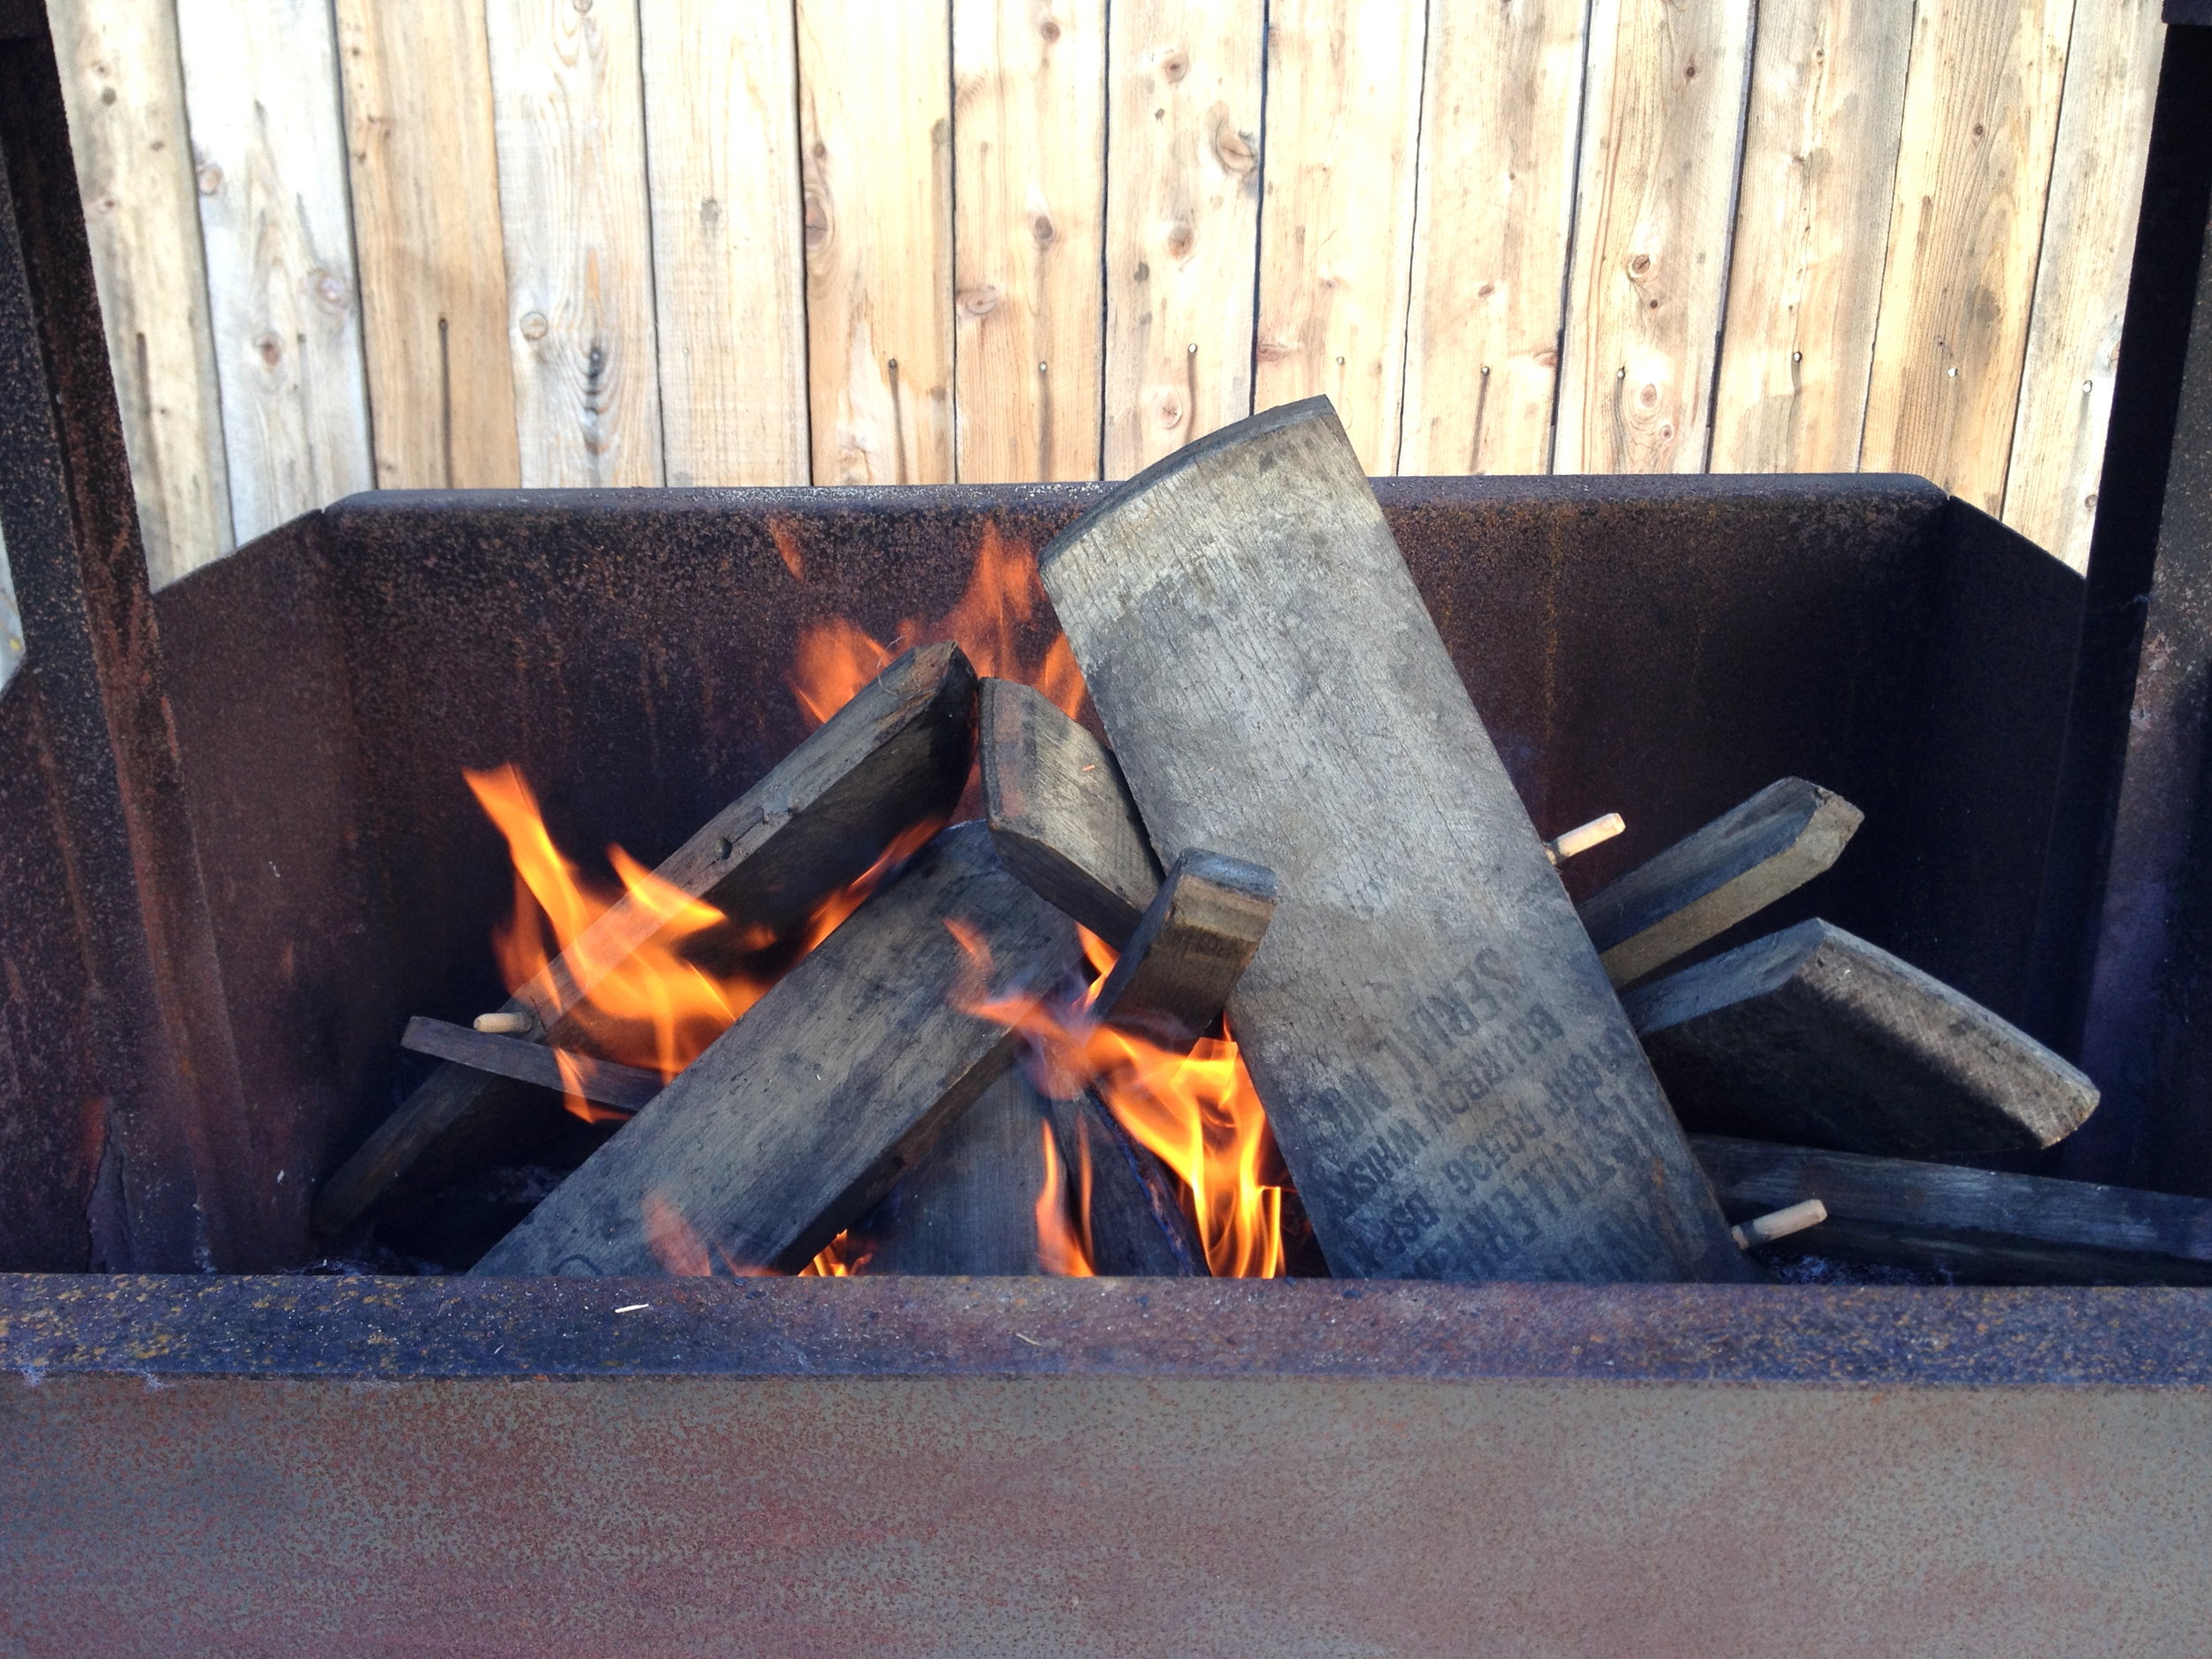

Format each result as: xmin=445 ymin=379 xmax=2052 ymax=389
xmin=50 ymin=0 xmax=2162 ymax=594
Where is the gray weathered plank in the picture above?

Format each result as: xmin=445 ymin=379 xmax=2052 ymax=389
xmin=471 ymin=823 xmax=1079 ymax=1276
xmin=1091 ymin=848 xmax=1274 ymax=1051
xmin=313 ymin=643 xmax=978 ymax=1235
xmin=1577 ymin=778 xmax=1863 ymax=988
xmin=1631 ymin=919 xmax=2099 ymax=1156
xmin=1039 ymin=397 xmax=1747 ymax=1283
xmin=860 ymin=1070 xmax=1056 ymax=1275
xmin=982 ymin=676 xmax=1161 ymax=944
xmin=1693 ymin=1134 xmax=2212 ymax=1286
xmin=399 ymin=1018 xmax=662 ymax=1113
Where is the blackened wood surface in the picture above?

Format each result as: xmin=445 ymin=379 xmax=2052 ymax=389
xmin=1092 ymin=849 xmax=1275 ymax=1050
xmin=1631 ymin=919 xmax=2099 ymax=1157
xmin=1577 ymin=777 xmax=1863 ymax=987
xmin=1049 ymin=1092 xmax=1204 ymax=1276
xmin=860 ymin=1070 xmax=1051 ymax=1275
xmin=1040 ymin=398 xmax=1745 ymax=1282
xmin=1694 ymin=1134 xmax=2212 ymax=1285
xmin=313 ymin=643 xmax=977 ymax=1236
xmin=981 ymin=676 xmax=1162 ymax=944
xmin=471 ymin=824 xmax=1078 ymax=1277
xmin=400 ymin=1018 xmax=663 ymax=1112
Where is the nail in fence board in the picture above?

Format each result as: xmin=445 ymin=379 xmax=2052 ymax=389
xmin=1693 ymin=1134 xmax=2212 ymax=1286
xmin=1628 ymin=919 xmax=2099 ymax=1158
xmin=313 ymin=644 xmax=978 ymax=1235
xmin=981 ymin=677 xmax=1161 ymax=944
xmin=1577 ymin=777 xmax=1863 ymax=988
xmin=471 ymin=824 xmax=1078 ymax=1276
xmin=1092 ymin=848 xmax=1275 ymax=1051
xmin=1039 ymin=397 xmax=1746 ymax=1282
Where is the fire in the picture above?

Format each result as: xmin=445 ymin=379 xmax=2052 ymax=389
xmin=1033 ymin=1120 xmax=1097 ymax=1277
xmin=787 ymin=521 xmax=1087 ymax=726
xmin=800 ymin=1230 xmax=872 ymax=1277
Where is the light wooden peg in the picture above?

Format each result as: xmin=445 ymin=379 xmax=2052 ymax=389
xmin=1544 ymin=811 xmax=1626 ymax=866
xmin=1732 ymin=1197 xmax=1829 ymax=1250
xmin=473 ymin=1010 xmax=538 ymax=1037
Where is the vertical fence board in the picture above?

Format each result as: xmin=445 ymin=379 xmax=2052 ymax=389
xmin=1398 ymin=0 xmax=1586 ymax=477
xmin=483 ymin=0 xmax=663 ymax=488
xmin=796 ymin=0 xmax=955 ymax=486
xmin=641 ymin=0 xmax=810 ymax=487
xmin=177 ymin=0 xmax=374 ymax=544
xmin=1859 ymin=0 xmax=2072 ymax=517
xmin=1102 ymin=0 xmax=1264 ymax=477
xmin=335 ymin=0 xmax=518 ymax=490
xmin=2004 ymin=0 xmax=2165 ymax=571
xmin=50 ymin=0 xmax=234 ymax=586
xmin=1251 ymin=0 xmax=1428 ymax=473
xmin=1708 ymin=0 xmax=1911 ymax=475
xmin=952 ymin=0 xmax=1106 ymax=484
xmin=1555 ymin=0 xmax=1754 ymax=475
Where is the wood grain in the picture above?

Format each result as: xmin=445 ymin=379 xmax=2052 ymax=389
xmin=1397 ymin=0 xmax=1587 ymax=477
xmin=334 ymin=0 xmax=519 ymax=489
xmin=483 ymin=0 xmax=664 ymax=487
xmin=952 ymin=0 xmax=1106 ymax=482
xmin=470 ymin=824 xmax=1079 ymax=1277
xmin=1555 ymin=0 xmax=1755 ymax=474
xmin=1708 ymin=0 xmax=1913 ymax=474
xmin=1091 ymin=848 xmax=1275 ymax=1052
xmin=1859 ymin=0 xmax=2073 ymax=515
xmin=640 ymin=0 xmax=810 ymax=487
xmin=1694 ymin=1134 xmax=2212 ymax=1286
xmin=796 ymin=0 xmax=955 ymax=484
xmin=1041 ymin=399 xmax=1747 ymax=1282
xmin=174 ymin=0 xmax=373 ymax=543
xmin=1102 ymin=0 xmax=1264 ymax=476
xmin=50 ymin=0 xmax=234 ymax=586
xmin=401 ymin=1018 xmax=663 ymax=1113
xmin=1251 ymin=0 xmax=1428 ymax=473
xmin=2003 ymin=0 xmax=2167 ymax=571
xmin=859 ymin=1071 xmax=1054 ymax=1274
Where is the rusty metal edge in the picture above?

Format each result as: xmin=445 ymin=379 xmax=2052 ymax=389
xmin=1 ymin=1274 xmax=2208 ymax=1387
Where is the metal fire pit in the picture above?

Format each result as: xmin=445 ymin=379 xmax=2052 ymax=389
xmin=3 ymin=12 xmax=2209 ymax=1655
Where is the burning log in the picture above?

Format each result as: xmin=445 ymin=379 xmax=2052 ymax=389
xmin=400 ymin=1017 xmax=663 ymax=1113
xmin=1694 ymin=1134 xmax=2212 ymax=1285
xmin=1626 ymin=919 xmax=2099 ymax=1156
xmin=1053 ymin=1094 xmax=1209 ymax=1274
xmin=313 ymin=643 xmax=979 ymax=1237
xmin=1091 ymin=848 xmax=1276 ymax=1050
xmin=1577 ymin=777 xmax=1863 ymax=988
xmin=470 ymin=823 xmax=1078 ymax=1277
xmin=981 ymin=677 xmax=1162 ymax=945
xmin=1039 ymin=397 xmax=1746 ymax=1282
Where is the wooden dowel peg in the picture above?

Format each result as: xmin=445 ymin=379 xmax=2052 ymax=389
xmin=1544 ymin=812 xmax=1626 ymax=866
xmin=1732 ymin=1197 xmax=1829 ymax=1250
xmin=473 ymin=1010 xmax=538 ymax=1037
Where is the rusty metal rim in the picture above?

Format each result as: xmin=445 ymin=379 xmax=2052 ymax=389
xmin=3 ymin=1274 xmax=2207 ymax=1386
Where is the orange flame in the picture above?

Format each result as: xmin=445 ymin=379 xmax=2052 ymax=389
xmin=787 ymin=522 xmax=1087 ymax=726
xmin=801 ymin=1230 xmax=872 ymax=1277
xmin=1033 ymin=1120 xmax=1096 ymax=1276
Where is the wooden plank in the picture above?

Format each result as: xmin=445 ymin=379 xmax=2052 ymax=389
xmin=640 ymin=0 xmax=810 ymax=487
xmin=1054 ymin=1092 xmax=1207 ymax=1274
xmin=50 ymin=0 xmax=234 ymax=587
xmin=401 ymin=1018 xmax=663 ymax=1113
xmin=1396 ymin=0 xmax=1587 ymax=476
xmin=857 ymin=1071 xmax=1054 ymax=1274
xmin=1250 ymin=0 xmax=1428 ymax=473
xmin=2003 ymin=0 xmax=2167 ymax=572
xmin=334 ymin=0 xmax=519 ymax=490
xmin=1708 ymin=0 xmax=1913 ymax=474
xmin=1102 ymin=0 xmax=1265 ymax=476
xmin=1576 ymin=777 xmax=1863 ymax=988
xmin=1555 ymin=0 xmax=1754 ymax=475
xmin=174 ymin=0 xmax=374 ymax=543
xmin=1858 ymin=0 xmax=2073 ymax=516
xmin=795 ymin=0 xmax=955 ymax=485
xmin=1041 ymin=399 xmax=1747 ymax=1282
xmin=1629 ymin=919 xmax=2100 ymax=1156
xmin=1092 ymin=848 xmax=1275 ymax=1052
xmin=471 ymin=823 xmax=1079 ymax=1276
xmin=951 ymin=0 xmax=1106 ymax=483
xmin=483 ymin=0 xmax=664 ymax=487
xmin=312 ymin=643 xmax=978 ymax=1235
xmin=1693 ymin=1134 xmax=2212 ymax=1286
xmin=981 ymin=676 xmax=1161 ymax=944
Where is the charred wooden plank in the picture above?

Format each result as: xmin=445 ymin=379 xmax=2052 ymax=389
xmin=469 ymin=823 xmax=1078 ymax=1277
xmin=314 ymin=642 xmax=978 ymax=1236
xmin=1092 ymin=848 xmax=1275 ymax=1050
xmin=859 ymin=1071 xmax=1055 ymax=1275
xmin=1693 ymin=1134 xmax=2212 ymax=1285
xmin=981 ymin=676 xmax=1162 ymax=945
xmin=1627 ymin=919 xmax=2099 ymax=1156
xmin=1040 ymin=396 xmax=1746 ymax=1282
xmin=1577 ymin=777 xmax=1862 ymax=987
xmin=1048 ymin=1092 xmax=1206 ymax=1276
xmin=400 ymin=1017 xmax=663 ymax=1113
